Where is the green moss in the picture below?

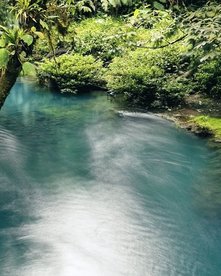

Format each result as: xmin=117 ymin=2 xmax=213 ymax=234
xmin=192 ymin=116 xmax=221 ymax=139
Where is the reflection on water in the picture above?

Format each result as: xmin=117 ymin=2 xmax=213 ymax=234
xmin=194 ymin=146 xmax=221 ymax=218
xmin=0 ymin=79 xmax=221 ymax=276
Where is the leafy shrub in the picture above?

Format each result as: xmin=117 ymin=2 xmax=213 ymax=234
xmin=160 ymin=75 xmax=193 ymax=106
xmin=33 ymin=17 xmax=138 ymax=63
xmin=129 ymin=7 xmax=174 ymax=30
xmin=38 ymin=54 xmax=104 ymax=93
xmin=0 ymin=0 xmax=10 ymax=24
xmin=182 ymin=3 xmax=221 ymax=65
xmin=99 ymin=0 xmax=133 ymax=12
xmin=69 ymin=12 xmax=186 ymax=62
xmin=194 ymin=57 xmax=221 ymax=99
xmin=105 ymin=45 xmax=190 ymax=108
xmin=33 ymin=14 xmax=181 ymax=64
xmin=70 ymin=17 xmax=138 ymax=62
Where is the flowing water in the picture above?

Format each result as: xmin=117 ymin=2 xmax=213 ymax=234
xmin=0 ymin=79 xmax=221 ymax=276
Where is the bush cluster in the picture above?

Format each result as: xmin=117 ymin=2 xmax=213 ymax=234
xmin=70 ymin=17 xmax=140 ymax=63
xmin=38 ymin=54 xmax=104 ymax=93
xmin=36 ymin=4 xmax=221 ymax=108
xmin=104 ymin=46 xmax=191 ymax=107
xmin=37 ymin=13 xmax=191 ymax=107
xmin=194 ymin=57 xmax=221 ymax=99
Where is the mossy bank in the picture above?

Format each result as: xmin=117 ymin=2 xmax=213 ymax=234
xmin=159 ymin=94 xmax=221 ymax=143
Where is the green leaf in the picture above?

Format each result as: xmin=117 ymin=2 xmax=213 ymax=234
xmin=40 ymin=19 xmax=49 ymax=30
xmin=31 ymin=26 xmax=37 ymax=32
xmin=21 ymin=34 xmax=33 ymax=46
xmin=19 ymin=51 xmax=27 ymax=62
xmin=134 ymin=9 xmax=140 ymax=18
xmin=121 ymin=0 xmax=132 ymax=5
xmin=153 ymin=1 xmax=165 ymax=10
xmin=173 ymin=5 xmax=180 ymax=11
xmin=101 ymin=0 xmax=109 ymax=11
xmin=0 ymin=48 xmax=9 ymax=68
xmin=81 ymin=6 xmax=92 ymax=13
xmin=109 ymin=0 xmax=117 ymax=8
xmin=35 ymin=31 xmax=45 ymax=39
xmin=0 ymin=38 xmax=6 ymax=48
xmin=22 ymin=62 xmax=36 ymax=76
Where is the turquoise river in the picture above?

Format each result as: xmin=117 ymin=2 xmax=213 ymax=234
xmin=0 ymin=79 xmax=221 ymax=276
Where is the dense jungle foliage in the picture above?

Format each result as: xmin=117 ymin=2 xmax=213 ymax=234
xmin=0 ymin=0 xmax=221 ymax=111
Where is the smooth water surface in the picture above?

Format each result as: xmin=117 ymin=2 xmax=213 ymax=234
xmin=0 ymin=79 xmax=221 ymax=276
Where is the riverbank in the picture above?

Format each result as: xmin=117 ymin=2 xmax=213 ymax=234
xmin=158 ymin=94 xmax=221 ymax=143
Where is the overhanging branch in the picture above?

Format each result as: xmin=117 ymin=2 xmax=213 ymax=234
xmin=139 ymin=34 xmax=188 ymax=50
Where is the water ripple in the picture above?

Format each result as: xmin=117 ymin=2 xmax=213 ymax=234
xmin=0 ymin=82 xmax=220 ymax=276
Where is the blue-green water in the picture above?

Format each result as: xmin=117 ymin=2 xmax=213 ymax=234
xmin=0 ymin=79 xmax=221 ymax=276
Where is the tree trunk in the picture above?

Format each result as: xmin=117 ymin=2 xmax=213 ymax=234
xmin=0 ymin=57 xmax=21 ymax=110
